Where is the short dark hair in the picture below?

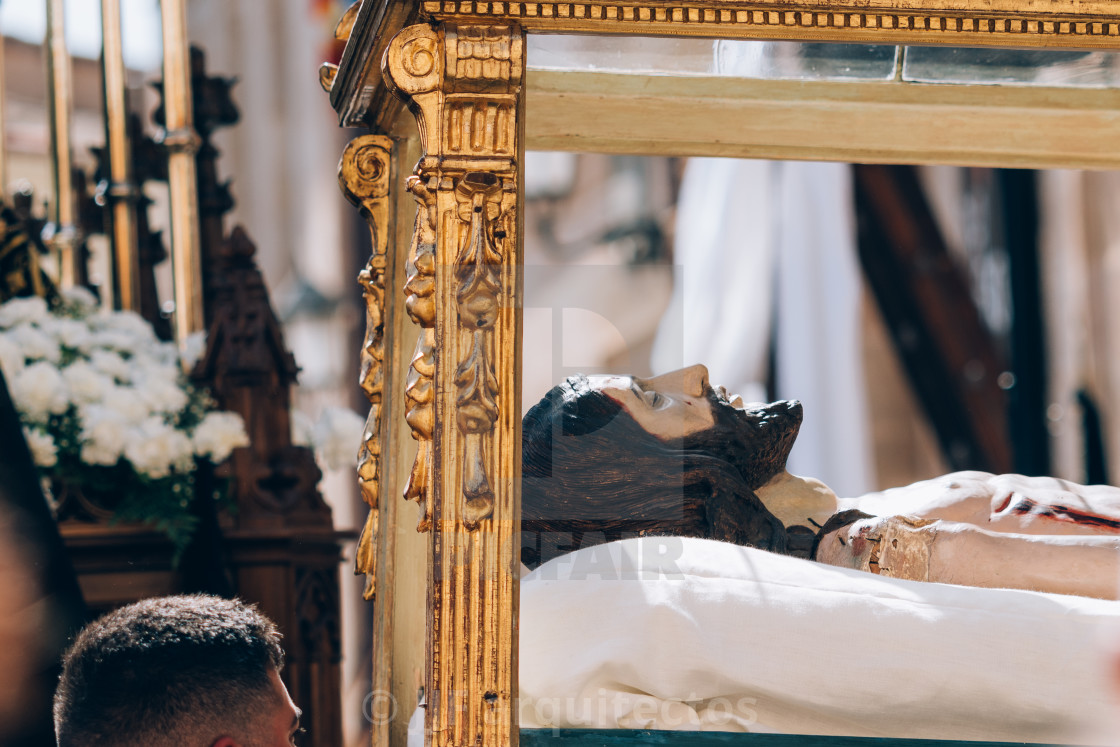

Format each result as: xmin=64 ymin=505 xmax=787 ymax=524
xmin=522 ymin=374 xmax=790 ymax=566
xmin=54 ymin=594 xmax=284 ymax=747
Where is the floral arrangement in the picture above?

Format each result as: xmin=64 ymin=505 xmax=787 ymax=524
xmin=292 ymin=405 xmax=366 ymax=472
xmin=0 ymin=289 xmax=248 ymax=555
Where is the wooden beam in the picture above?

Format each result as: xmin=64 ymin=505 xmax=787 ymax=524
xmin=526 ymin=71 xmax=1120 ymax=170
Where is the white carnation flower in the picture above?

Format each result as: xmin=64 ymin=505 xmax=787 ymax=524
xmin=192 ymin=411 xmax=248 ymax=462
xmin=10 ymin=361 xmax=68 ymax=421
xmin=49 ymin=317 xmax=94 ymax=353
xmin=0 ymin=332 xmax=25 ymax=379
xmin=89 ymin=327 xmax=141 ymax=356
xmin=151 ymin=341 xmax=182 ymax=367
xmin=0 ymin=297 xmax=48 ymax=328
xmin=79 ymin=405 xmax=129 ymax=466
xmin=131 ymin=370 xmax=189 ymax=415
xmin=22 ymin=426 xmax=57 ymax=468
xmin=180 ymin=331 xmax=208 ymax=370
xmin=61 ymin=361 xmax=112 ymax=405
xmin=313 ymin=406 xmax=366 ymax=471
xmin=89 ymin=349 xmax=132 ymax=382
xmin=61 ymin=286 xmax=98 ymax=312
xmin=132 ymin=357 xmax=182 ymax=384
xmin=291 ymin=409 xmax=314 ymax=448
xmin=95 ymin=310 xmax=156 ymax=344
xmin=101 ymin=385 xmax=153 ymax=425
xmin=7 ymin=324 xmax=61 ymax=364
xmin=123 ymin=416 xmax=194 ymax=479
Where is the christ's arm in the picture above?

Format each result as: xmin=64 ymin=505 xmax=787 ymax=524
xmin=816 ymin=514 xmax=1120 ymax=600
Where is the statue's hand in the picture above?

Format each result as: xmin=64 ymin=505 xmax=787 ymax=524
xmin=817 ymin=514 xmax=939 ymax=582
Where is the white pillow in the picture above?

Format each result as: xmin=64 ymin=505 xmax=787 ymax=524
xmin=519 ymin=536 xmax=1120 ymax=744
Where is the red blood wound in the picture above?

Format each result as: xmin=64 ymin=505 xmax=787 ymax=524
xmin=1008 ymin=496 xmax=1120 ymax=532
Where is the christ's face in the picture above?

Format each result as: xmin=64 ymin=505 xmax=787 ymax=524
xmin=590 ymin=364 xmax=720 ymax=441
xmin=589 ymin=364 xmax=801 ymax=453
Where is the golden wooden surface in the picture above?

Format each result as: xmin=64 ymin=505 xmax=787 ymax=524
xmin=321 ymin=3 xmax=1120 ymax=747
xmin=402 ymin=173 xmax=437 ymax=533
xmin=384 ymin=22 xmax=523 ymax=747
xmin=328 ymin=0 xmax=1120 ymax=131
xmin=423 ymin=0 xmax=1120 ymax=47
xmin=159 ymin=0 xmax=205 ymax=340
xmin=45 ymin=0 xmax=80 ymax=287
xmin=386 ymin=133 xmax=425 ymax=747
xmin=338 ymin=132 xmax=411 ymax=747
xmin=524 ymin=71 xmax=1120 ymax=170
xmin=339 ymin=134 xmax=396 ymax=601
xmin=100 ymin=0 xmax=141 ymax=311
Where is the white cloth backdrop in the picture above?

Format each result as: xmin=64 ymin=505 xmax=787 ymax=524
xmin=650 ymin=158 xmax=874 ymax=498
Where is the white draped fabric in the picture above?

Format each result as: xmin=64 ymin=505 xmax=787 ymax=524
xmin=517 ymin=538 xmax=1119 ymax=744
xmin=650 ymin=158 xmax=874 ymax=498
xmin=409 ymin=538 xmax=1120 ymax=745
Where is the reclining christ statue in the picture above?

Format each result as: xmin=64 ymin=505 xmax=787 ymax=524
xmin=522 ymin=364 xmax=1120 ymax=600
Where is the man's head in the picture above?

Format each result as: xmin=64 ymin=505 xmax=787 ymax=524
xmin=522 ymin=364 xmax=802 ymax=566
xmin=54 ymin=594 xmax=300 ymax=747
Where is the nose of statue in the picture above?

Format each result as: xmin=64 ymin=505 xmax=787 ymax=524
xmin=679 ymin=364 xmax=709 ymax=397
xmin=644 ymin=364 xmax=710 ymax=398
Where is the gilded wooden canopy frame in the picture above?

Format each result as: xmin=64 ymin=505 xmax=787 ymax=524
xmin=323 ymin=2 xmax=1120 ymax=746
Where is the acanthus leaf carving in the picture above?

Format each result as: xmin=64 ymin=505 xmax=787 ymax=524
xmin=450 ymin=171 xmax=507 ymax=527
xmin=402 ymin=175 xmax=438 ymax=532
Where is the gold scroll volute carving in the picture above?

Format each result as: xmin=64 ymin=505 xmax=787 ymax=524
xmin=338 ymin=134 xmax=393 ymax=600
xmin=403 ymin=175 xmax=437 ymax=532
xmin=384 ymin=25 xmax=443 ymax=151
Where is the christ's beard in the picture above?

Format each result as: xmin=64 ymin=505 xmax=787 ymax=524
xmin=685 ymin=394 xmax=803 ymax=490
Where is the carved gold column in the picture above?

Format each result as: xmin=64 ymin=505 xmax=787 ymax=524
xmin=384 ymin=24 xmax=523 ymax=747
xmin=339 ymin=134 xmax=401 ymax=747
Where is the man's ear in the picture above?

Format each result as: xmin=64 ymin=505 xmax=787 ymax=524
xmin=211 ymin=738 xmax=242 ymax=747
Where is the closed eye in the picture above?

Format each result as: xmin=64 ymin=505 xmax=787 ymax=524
xmin=631 ymin=379 xmax=666 ymax=409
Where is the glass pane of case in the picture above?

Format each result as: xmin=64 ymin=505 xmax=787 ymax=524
xmin=715 ymin=40 xmax=897 ymax=80
xmin=528 ymin=36 xmax=718 ymax=74
xmin=903 ymin=46 xmax=1120 ymax=87
xmin=529 ymin=36 xmax=1120 ymax=89
xmin=527 ymin=36 xmax=897 ymax=80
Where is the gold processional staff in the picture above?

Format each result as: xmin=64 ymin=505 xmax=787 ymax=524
xmin=39 ymin=0 xmax=202 ymax=347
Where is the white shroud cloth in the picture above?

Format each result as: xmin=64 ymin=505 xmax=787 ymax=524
xmin=514 ymin=538 xmax=1120 ymax=744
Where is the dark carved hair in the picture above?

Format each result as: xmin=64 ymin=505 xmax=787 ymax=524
xmin=522 ymin=374 xmax=793 ymax=567
xmin=54 ymin=594 xmax=285 ymax=747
